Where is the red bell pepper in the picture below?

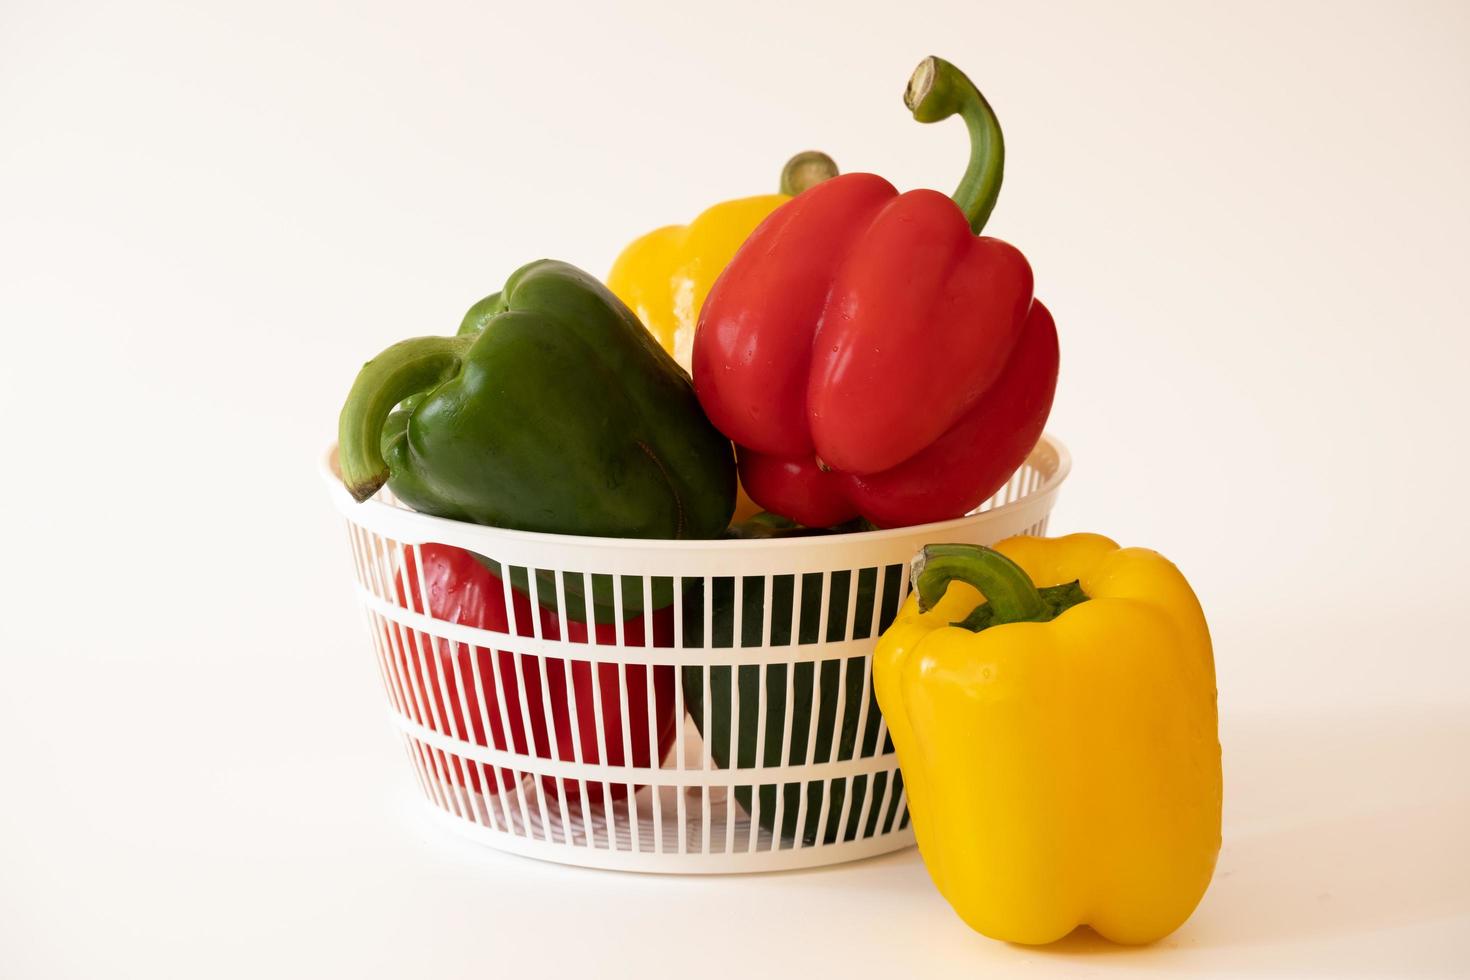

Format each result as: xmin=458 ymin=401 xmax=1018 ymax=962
xmin=384 ymin=544 xmax=676 ymax=805
xmin=692 ymin=57 xmax=1058 ymax=529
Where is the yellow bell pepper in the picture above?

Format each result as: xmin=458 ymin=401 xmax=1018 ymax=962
xmin=873 ymin=534 xmax=1221 ymax=946
xmin=607 ymin=151 xmax=838 ymax=371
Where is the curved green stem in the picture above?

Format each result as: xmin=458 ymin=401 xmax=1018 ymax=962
xmin=904 ymin=56 xmax=1005 ymax=235
xmin=912 ymin=543 xmax=1048 ymax=624
xmin=779 ymin=150 xmax=839 ymax=196
xmin=337 ymin=335 xmax=471 ymax=502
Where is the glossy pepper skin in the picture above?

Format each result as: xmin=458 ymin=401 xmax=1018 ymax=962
xmin=873 ymin=535 xmax=1221 ymax=945
xmin=389 ymin=543 xmax=677 ymax=804
xmin=338 ymin=259 xmax=736 ymax=539
xmin=693 ymin=58 xmax=1058 ymax=529
xmin=607 ymin=152 xmax=839 ymax=372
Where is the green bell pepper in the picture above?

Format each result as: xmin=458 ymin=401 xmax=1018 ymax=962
xmin=720 ymin=511 xmax=875 ymax=540
xmin=339 ymin=259 xmax=737 ymax=540
xmin=681 ymin=564 xmax=909 ymax=845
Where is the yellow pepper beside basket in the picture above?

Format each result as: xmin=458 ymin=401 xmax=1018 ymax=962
xmin=874 ymin=533 xmax=1221 ymax=946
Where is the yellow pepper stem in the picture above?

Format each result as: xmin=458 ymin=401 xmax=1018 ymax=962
xmin=779 ymin=150 xmax=839 ymax=196
xmin=913 ymin=543 xmax=1090 ymax=633
xmin=913 ymin=543 xmax=1049 ymax=621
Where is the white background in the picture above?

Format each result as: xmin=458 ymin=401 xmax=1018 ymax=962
xmin=3 ymin=1 xmax=1468 ymax=976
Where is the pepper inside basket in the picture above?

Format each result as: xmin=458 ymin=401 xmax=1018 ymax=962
xmin=322 ymin=434 xmax=1069 ymax=874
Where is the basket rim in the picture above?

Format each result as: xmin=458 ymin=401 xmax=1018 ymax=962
xmin=319 ymin=432 xmax=1069 ymax=553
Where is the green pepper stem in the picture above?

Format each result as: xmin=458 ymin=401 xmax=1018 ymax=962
xmin=911 ymin=543 xmax=1048 ymax=625
xmin=904 ymin=56 xmax=1005 ymax=235
xmin=337 ymin=334 xmax=471 ymax=502
xmin=779 ymin=150 xmax=839 ymax=196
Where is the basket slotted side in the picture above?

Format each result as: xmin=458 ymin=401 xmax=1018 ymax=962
xmin=328 ymin=436 xmax=1068 ymax=873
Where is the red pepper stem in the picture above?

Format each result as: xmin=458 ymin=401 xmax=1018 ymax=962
xmin=337 ymin=334 xmax=471 ymax=502
xmin=911 ymin=544 xmax=1048 ymax=625
xmin=904 ymin=56 xmax=1005 ymax=235
xmin=779 ymin=151 xmax=839 ymax=196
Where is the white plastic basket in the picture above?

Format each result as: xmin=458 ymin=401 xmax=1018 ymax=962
xmin=322 ymin=434 xmax=1069 ymax=874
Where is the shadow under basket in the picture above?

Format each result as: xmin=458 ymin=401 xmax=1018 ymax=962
xmin=322 ymin=434 xmax=1070 ymax=874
